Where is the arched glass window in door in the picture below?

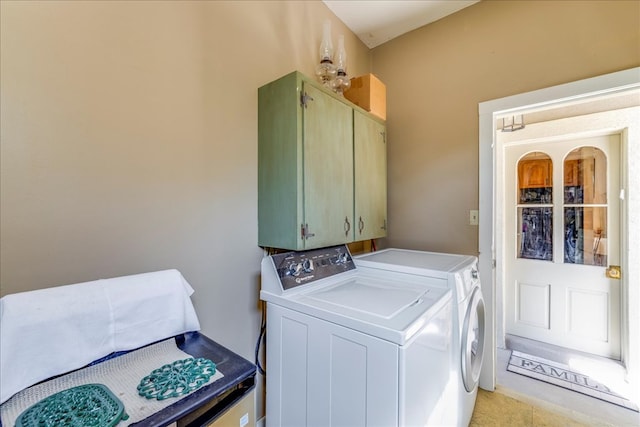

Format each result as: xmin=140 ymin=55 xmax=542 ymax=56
xmin=564 ymin=147 xmax=607 ymax=266
xmin=517 ymin=152 xmax=552 ymax=261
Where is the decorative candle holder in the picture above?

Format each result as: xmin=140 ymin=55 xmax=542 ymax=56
xmin=331 ymin=35 xmax=351 ymax=95
xmin=315 ymin=20 xmax=336 ymax=87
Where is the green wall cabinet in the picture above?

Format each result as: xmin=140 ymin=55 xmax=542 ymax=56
xmin=258 ymin=71 xmax=386 ymax=250
xmin=354 ymin=110 xmax=387 ymax=241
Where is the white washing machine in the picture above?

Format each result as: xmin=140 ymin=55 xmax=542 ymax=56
xmin=355 ymin=249 xmax=486 ymax=427
xmin=260 ymin=245 xmax=455 ymax=427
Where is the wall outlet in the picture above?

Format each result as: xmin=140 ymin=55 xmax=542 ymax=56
xmin=469 ymin=210 xmax=479 ymax=226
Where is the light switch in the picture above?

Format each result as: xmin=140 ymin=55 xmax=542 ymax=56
xmin=469 ymin=210 xmax=479 ymax=226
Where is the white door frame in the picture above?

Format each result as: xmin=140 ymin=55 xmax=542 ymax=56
xmin=478 ymin=67 xmax=640 ymax=393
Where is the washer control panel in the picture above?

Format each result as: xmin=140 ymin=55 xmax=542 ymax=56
xmin=271 ymin=245 xmax=355 ymax=291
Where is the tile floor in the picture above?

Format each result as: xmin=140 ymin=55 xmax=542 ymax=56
xmin=469 ymin=336 xmax=640 ymax=426
xmin=470 ymin=388 xmax=586 ymax=426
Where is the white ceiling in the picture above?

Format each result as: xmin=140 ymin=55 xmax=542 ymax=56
xmin=323 ymin=0 xmax=480 ymax=48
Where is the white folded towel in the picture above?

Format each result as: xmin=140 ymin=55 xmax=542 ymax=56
xmin=0 ymin=269 xmax=201 ymax=404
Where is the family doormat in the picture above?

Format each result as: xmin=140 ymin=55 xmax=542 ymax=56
xmin=507 ymin=350 xmax=638 ymax=412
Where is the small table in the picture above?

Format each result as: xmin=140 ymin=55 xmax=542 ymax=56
xmin=1 ymin=332 xmax=256 ymax=427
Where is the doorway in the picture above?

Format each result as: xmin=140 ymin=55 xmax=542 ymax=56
xmin=478 ymin=67 xmax=640 ymax=409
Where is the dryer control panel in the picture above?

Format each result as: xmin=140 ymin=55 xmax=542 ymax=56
xmin=270 ymin=245 xmax=355 ymax=291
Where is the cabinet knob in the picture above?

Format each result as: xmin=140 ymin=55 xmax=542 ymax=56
xmin=344 ymin=216 xmax=351 ymax=236
xmin=358 ymin=216 xmax=364 ymax=234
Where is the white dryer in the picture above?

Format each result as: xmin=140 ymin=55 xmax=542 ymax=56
xmin=260 ymin=245 xmax=455 ymax=427
xmin=355 ymin=249 xmax=486 ymax=427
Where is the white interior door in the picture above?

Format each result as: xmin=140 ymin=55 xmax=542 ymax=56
xmin=505 ymin=134 xmax=621 ymax=359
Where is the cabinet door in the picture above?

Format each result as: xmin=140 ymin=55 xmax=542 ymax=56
xmin=354 ymin=111 xmax=387 ymax=240
xmin=258 ymin=72 xmax=303 ymax=250
xmin=302 ymin=83 xmax=354 ymax=248
xmin=518 ymin=158 xmax=552 ymax=189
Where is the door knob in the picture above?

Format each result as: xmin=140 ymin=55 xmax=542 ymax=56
xmin=605 ymin=265 xmax=621 ymax=280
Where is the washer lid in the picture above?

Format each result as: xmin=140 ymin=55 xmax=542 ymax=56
xmin=268 ymin=273 xmax=452 ymax=345
xmin=355 ymin=248 xmax=475 ymax=273
xmin=305 ymin=278 xmax=426 ymax=319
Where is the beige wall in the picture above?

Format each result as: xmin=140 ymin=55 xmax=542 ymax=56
xmin=0 ymin=0 xmax=371 ymax=417
xmin=372 ymin=0 xmax=640 ymax=255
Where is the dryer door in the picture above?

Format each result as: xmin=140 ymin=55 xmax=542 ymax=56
xmin=461 ymin=287 xmax=485 ymax=392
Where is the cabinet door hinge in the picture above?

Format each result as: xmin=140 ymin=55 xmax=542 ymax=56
xmin=301 ymin=223 xmax=315 ymax=240
xmin=300 ymin=92 xmax=314 ymax=108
